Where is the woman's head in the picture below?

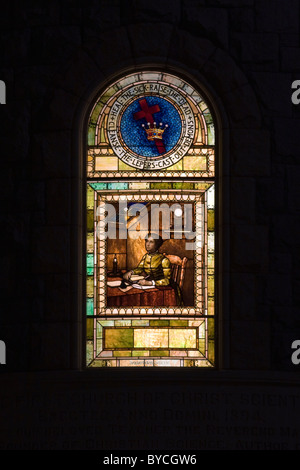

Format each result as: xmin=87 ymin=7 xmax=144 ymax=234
xmin=145 ymin=233 xmax=164 ymax=253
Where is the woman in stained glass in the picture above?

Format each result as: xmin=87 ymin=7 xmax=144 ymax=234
xmin=123 ymin=234 xmax=172 ymax=287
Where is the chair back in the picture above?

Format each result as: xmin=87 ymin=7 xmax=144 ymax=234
xmin=163 ymin=253 xmax=188 ymax=290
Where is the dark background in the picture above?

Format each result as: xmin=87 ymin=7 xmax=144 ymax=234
xmin=0 ymin=0 xmax=300 ymax=451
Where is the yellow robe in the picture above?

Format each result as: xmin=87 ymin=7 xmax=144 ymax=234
xmin=132 ymin=252 xmax=172 ymax=287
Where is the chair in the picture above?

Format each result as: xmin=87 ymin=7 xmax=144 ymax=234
xmin=163 ymin=253 xmax=188 ymax=291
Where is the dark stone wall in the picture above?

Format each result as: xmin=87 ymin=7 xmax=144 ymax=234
xmin=1 ymin=0 xmax=300 ymax=451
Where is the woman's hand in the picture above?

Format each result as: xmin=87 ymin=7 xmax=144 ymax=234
xmin=123 ymin=271 xmax=133 ymax=281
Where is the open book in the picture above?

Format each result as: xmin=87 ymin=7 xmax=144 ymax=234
xmin=107 ymin=274 xmax=154 ymax=292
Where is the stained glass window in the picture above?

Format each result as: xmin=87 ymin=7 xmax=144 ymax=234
xmin=86 ymin=71 xmax=216 ymax=368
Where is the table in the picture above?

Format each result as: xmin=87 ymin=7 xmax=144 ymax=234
xmin=107 ymin=276 xmax=178 ymax=307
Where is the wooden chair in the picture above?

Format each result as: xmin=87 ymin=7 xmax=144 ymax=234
xmin=163 ymin=253 xmax=188 ymax=290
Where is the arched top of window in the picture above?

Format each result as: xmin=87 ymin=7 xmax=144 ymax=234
xmin=87 ymin=71 xmax=215 ymax=179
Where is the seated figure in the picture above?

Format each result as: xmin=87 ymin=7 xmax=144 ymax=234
xmin=123 ymin=234 xmax=171 ymax=287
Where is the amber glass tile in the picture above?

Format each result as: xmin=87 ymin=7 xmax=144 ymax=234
xmin=86 ymin=318 xmax=93 ymax=340
xmin=207 ymin=209 xmax=215 ymax=231
xmin=183 ymin=156 xmax=207 ymax=171
xmin=134 ymin=329 xmax=168 ymax=349
xmin=86 ymin=276 xmax=94 ymax=297
xmin=95 ymin=156 xmax=118 ymax=171
xmin=87 ymin=210 xmax=94 ymax=232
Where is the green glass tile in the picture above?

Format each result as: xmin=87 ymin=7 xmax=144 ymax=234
xmin=104 ymin=328 xmax=134 ymax=349
xmin=150 ymin=350 xmax=169 ymax=357
xmin=208 ymin=339 xmax=215 ymax=365
xmin=167 ymin=161 xmax=183 ymax=171
xmin=87 ymin=209 xmax=94 ymax=232
xmin=88 ymin=127 xmax=95 ymax=146
xmin=169 ymin=329 xmax=197 ymax=349
xmin=207 ymin=124 xmax=215 ymax=145
xmin=96 ymin=337 xmax=103 ymax=355
xmin=150 ymin=182 xmax=172 ymax=189
xmin=149 ymin=320 xmax=169 ymax=326
xmin=107 ymin=182 xmax=128 ymax=190
xmin=198 ymin=322 xmax=205 ymax=339
xmin=119 ymin=161 xmax=137 ymax=171
xmin=100 ymin=85 xmax=119 ymax=104
xmin=113 ymin=350 xmax=132 ymax=357
xmin=115 ymin=320 xmax=132 ymax=327
xmin=86 ymin=253 xmax=94 ymax=275
xmin=208 ymin=318 xmax=215 ymax=340
xmin=90 ymin=101 xmax=104 ymax=123
xmin=169 ymin=320 xmax=189 ymax=326
xmin=99 ymin=127 xmax=106 ymax=144
xmin=89 ymin=182 xmax=107 ymax=190
xmin=86 ymin=340 xmax=93 ymax=365
xmin=173 ymin=182 xmax=194 ymax=190
xmin=132 ymin=320 xmax=149 ymax=326
xmin=96 ymin=322 xmax=103 ymax=338
xmin=132 ymin=350 xmax=149 ymax=357
xmin=86 ymin=298 xmax=94 ymax=317
xmin=87 ymin=185 xmax=94 ymax=209
xmin=86 ymin=318 xmax=93 ymax=340
xmin=99 ymin=320 xmax=115 ymax=327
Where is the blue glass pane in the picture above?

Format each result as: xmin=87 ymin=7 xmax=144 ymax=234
xmin=120 ymin=96 xmax=182 ymax=157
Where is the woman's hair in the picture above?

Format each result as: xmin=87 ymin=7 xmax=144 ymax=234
xmin=145 ymin=233 xmax=164 ymax=250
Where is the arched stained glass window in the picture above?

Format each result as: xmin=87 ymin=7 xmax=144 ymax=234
xmin=86 ymin=70 xmax=216 ymax=368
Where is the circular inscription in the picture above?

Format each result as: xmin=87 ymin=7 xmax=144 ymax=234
xmin=107 ymin=82 xmax=195 ymax=170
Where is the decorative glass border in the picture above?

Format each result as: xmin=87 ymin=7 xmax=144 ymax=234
xmin=86 ymin=317 xmax=215 ymax=368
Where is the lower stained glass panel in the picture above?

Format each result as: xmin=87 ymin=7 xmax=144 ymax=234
xmin=86 ymin=318 xmax=214 ymax=367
